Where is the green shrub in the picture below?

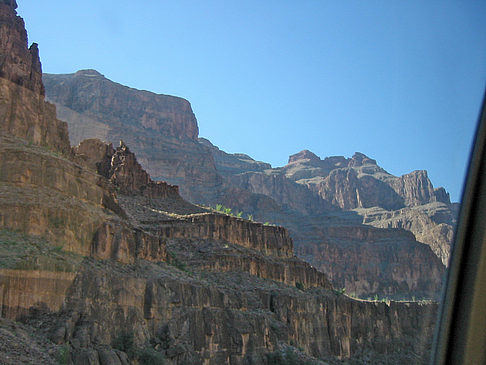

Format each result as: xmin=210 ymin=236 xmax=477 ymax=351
xmin=295 ymin=282 xmax=304 ymax=291
xmin=55 ymin=344 xmax=70 ymax=365
xmin=137 ymin=346 xmax=165 ymax=365
xmin=284 ymin=349 xmax=299 ymax=365
xmin=265 ymin=349 xmax=311 ymax=365
xmin=334 ymin=287 xmax=346 ymax=295
xmin=266 ymin=351 xmax=284 ymax=364
xmin=112 ymin=332 xmax=136 ymax=358
xmin=167 ymin=251 xmax=189 ymax=272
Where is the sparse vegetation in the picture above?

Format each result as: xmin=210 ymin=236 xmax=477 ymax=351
xmin=334 ymin=287 xmax=346 ymax=295
xmin=212 ymin=204 xmax=256 ymax=221
xmin=55 ymin=344 xmax=70 ymax=365
xmin=112 ymin=332 xmax=136 ymax=358
xmin=167 ymin=250 xmax=189 ymax=273
xmin=0 ymin=229 xmax=81 ymax=272
xmin=266 ymin=348 xmax=314 ymax=365
xmin=113 ymin=333 xmax=165 ymax=364
xmin=137 ymin=346 xmax=166 ymax=365
xmin=223 ymin=207 xmax=232 ymax=215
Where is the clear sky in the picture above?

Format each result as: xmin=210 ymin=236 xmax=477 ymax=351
xmin=17 ymin=1 xmax=486 ymax=202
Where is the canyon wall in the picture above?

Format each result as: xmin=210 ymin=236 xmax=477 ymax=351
xmin=43 ymin=70 xmax=451 ymax=298
xmin=43 ymin=70 xmax=223 ymax=203
xmin=0 ymin=3 xmax=442 ymax=364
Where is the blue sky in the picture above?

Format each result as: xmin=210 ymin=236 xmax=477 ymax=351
xmin=18 ymin=1 xmax=486 ymax=202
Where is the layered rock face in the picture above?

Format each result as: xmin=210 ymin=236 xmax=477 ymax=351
xmin=43 ymin=71 xmax=223 ymax=202
xmin=214 ymin=150 xmax=450 ymax=296
xmin=298 ymin=225 xmax=444 ymax=298
xmin=356 ymin=203 xmax=455 ymax=266
xmin=43 ymin=66 xmax=451 ymax=299
xmin=0 ymin=4 xmax=444 ymax=364
xmin=75 ymin=138 xmax=181 ymax=199
xmin=279 ymin=150 xmax=456 ymax=266
xmin=0 ymin=135 xmax=437 ymax=363
xmin=0 ymin=0 xmax=69 ymax=153
xmin=283 ymin=151 xmax=450 ymax=210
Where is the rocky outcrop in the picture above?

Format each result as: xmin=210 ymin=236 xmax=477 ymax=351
xmin=0 ymin=1 xmax=69 ymax=153
xmin=0 ymin=269 xmax=76 ymax=319
xmin=0 ymin=133 xmax=166 ymax=265
xmin=288 ymin=149 xmax=322 ymax=164
xmin=0 ymin=0 xmax=42 ymax=94
xmin=389 ymin=170 xmax=451 ymax=207
xmin=44 ymin=69 xmax=198 ymax=141
xmin=43 ymin=71 xmax=222 ymax=203
xmin=91 ymin=222 xmax=166 ymax=264
xmin=155 ymin=214 xmax=294 ymax=258
xmin=312 ymin=168 xmax=404 ymax=211
xmin=196 ymin=254 xmax=332 ymax=290
xmin=75 ymin=138 xmax=181 ymax=199
xmin=282 ymin=150 xmax=450 ymax=210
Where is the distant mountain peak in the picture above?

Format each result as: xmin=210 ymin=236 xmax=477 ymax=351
xmin=75 ymin=69 xmax=104 ymax=78
xmin=288 ymin=149 xmax=321 ymax=164
xmin=349 ymin=152 xmax=377 ymax=166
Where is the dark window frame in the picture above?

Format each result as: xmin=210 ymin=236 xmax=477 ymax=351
xmin=432 ymin=89 xmax=486 ymax=364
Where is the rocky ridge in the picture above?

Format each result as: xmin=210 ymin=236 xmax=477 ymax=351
xmin=278 ymin=150 xmax=455 ymax=266
xmin=0 ymin=2 xmax=439 ymax=364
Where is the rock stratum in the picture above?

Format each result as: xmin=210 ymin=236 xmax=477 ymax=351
xmin=0 ymin=2 xmax=441 ymax=364
xmin=43 ymin=70 xmax=453 ymax=300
